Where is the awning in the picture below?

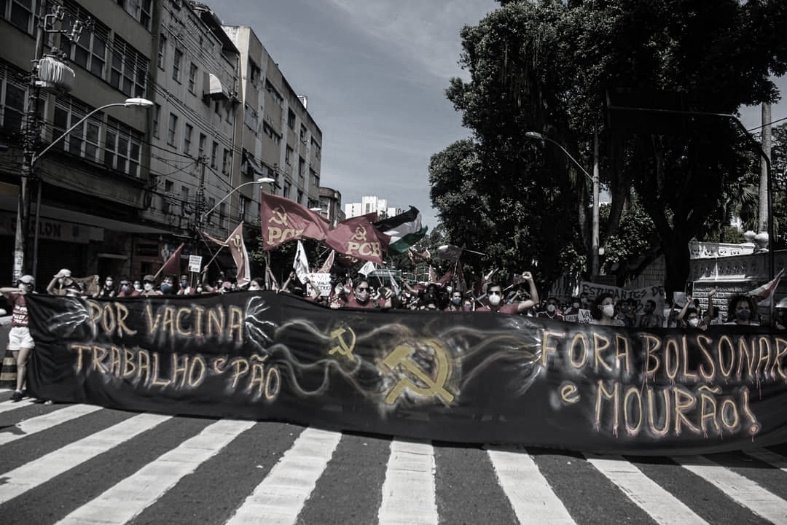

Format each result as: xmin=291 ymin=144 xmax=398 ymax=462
xmin=243 ymin=151 xmax=266 ymax=176
xmin=206 ymin=73 xmax=228 ymax=99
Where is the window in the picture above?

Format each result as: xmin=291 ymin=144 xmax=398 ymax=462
xmin=210 ymin=141 xmax=218 ymax=168
xmin=300 ymin=124 xmax=307 ymax=144
xmin=8 ymin=0 xmax=34 ymax=33
xmin=285 ymin=146 xmax=293 ymax=166
xmin=265 ymin=79 xmax=283 ymax=104
xmin=297 ymin=189 xmax=304 ymax=205
xmin=158 ymin=34 xmax=167 ymax=70
xmin=240 ymin=195 xmax=251 ymax=222
xmin=198 ymin=132 xmax=206 ymax=159
xmin=152 ymin=103 xmax=161 ymax=137
xmin=167 ymin=113 xmax=177 ymax=146
xmin=1 ymin=74 xmax=25 ymax=132
xmin=262 ymin=121 xmax=281 ymax=145
xmin=183 ymin=123 xmax=193 ymax=155
xmin=248 ymin=61 xmax=260 ymax=86
xmin=110 ymin=37 xmax=149 ymax=97
xmin=104 ymin=118 xmax=143 ymax=177
xmin=287 ymin=108 xmax=295 ymax=129
xmin=188 ymin=62 xmax=197 ymax=93
xmin=61 ymin=4 xmax=108 ymax=78
xmin=162 ymin=179 xmax=174 ymax=214
xmin=207 ymin=197 xmax=216 ymax=225
xmin=299 ymin=157 xmax=306 ymax=179
xmin=219 ymin=202 xmax=226 ymax=228
xmin=222 ymin=148 xmax=230 ymax=175
xmin=52 ymin=99 xmax=102 ymax=162
xmin=172 ymin=47 xmax=183 ymax=82
xmin=283 ymin=181 xmax=291 ymax=199
xmin=117 ymin=0 xmax=152 ymax=29
xmin=181 ymin=185 xmax=190 ymax=215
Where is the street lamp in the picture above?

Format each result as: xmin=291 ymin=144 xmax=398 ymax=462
xmin=525 ymin=131 xmax=601 ymax=277
xmin=200 ymin=177 xmax=274 ymax=224
xmin=15 ymin=97 xmax=154 ymax=281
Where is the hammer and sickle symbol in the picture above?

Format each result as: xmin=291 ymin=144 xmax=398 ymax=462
xmin=270 ymin=207 xmax=289 ymax=226
xmin=351 ymin=226 xmax=368 ymax=242
xmin=381 ymin=340 xmax=454 ymax=405
xmin=231 ymin=234 xmax=243 ymax=249
xmin=328 ymin=326 xmax=357 ymax=361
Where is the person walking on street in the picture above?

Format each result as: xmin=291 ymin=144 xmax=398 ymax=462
xmin=1 ymin=275 xmax=36 ymax=401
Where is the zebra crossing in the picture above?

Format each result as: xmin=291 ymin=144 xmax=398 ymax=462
xmin=1 ymin=395 xmax=787 ymax=524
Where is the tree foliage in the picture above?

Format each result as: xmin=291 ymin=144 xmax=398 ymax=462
xmin=431 ymin=0 xmax=787 ymax=295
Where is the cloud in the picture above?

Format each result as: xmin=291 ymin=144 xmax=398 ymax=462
xmin=327 ymin=0 xmax=497 ymax=81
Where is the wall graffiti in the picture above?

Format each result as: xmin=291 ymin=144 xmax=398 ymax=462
xmin=25 ymin=291 xmax=787 ymax=454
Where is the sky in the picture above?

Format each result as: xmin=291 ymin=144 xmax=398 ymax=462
xmin=201 ymin=0 xmax=786 ymax=229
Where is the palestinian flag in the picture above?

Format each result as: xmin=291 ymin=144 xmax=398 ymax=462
xmin=374 ymin=206 xmax=428 ymax=254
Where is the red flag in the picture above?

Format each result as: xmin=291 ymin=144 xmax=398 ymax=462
xmin=324 ymin=213 xmax=389 ymax=264
xmin=260 ymin=193 xmax=329 ymax=250
xmin=154 ymin=243 xmax=184 ymax=279
xmin=226 ymin=223 xmax=251 ymax=286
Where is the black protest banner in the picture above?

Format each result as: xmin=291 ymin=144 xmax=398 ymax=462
xmin=26 ymin=292 xmax=787 ymax=454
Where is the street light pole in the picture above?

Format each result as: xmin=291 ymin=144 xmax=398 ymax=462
xmin=18 ymin=97 xmax=154 ymax=281
xmin=200 ymin=177 xmax=274 ymax=226
xmin=525 ymin=131 xmax=600 ymax=277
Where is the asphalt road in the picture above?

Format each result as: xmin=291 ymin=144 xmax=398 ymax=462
xmin=1 ymin=391 xmax=786 ymax=524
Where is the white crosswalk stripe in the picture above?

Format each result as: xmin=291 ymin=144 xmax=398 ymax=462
xmin=585 ymin=454 xmax=707 ymax=525
xmin=0 ymin=412 xmax=170 ymax=504
xmin=3 ymin=403 xmax=787 ymax=524
xmin=225 ymin=427 xmax=342 ymax=525
xmin=674 ymin=454 xmax=787 ymax=524
xmin=56 ymin=418 xmax=255 ymax=525
xmin=378 ymin=440 xmax=438 ymax=525
xmin=487 ymin=447 xmax=575 ymax=524
xmin=0 ymin=398 xmax=36 ymax=413
xmin=0 ymin=404 xmax=103 ymax=446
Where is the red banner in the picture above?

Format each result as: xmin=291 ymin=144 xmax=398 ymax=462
xmin=260 ymin=194 xmax=329 ymax=250
xmin=325 ymin=213 xmax=389 ymax=264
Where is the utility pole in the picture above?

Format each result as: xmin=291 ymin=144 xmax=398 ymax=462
xmin=592 ymin=134 xmax=601 ymax=278
xmin=760 ymin=103 xmax=771 ymax=237
xmin=14 ymin=0 xmax=48 ymax=282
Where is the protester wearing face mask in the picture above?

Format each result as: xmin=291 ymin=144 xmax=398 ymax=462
xmin=637 ymin=299 xmax=663 ymax=328
xmin=591 ymin=293 xmax=624 ymax=326
xmin=537 ymin=296 xmax=564 ymax=321
xmin=476 ymin=272 xmax=539 ymax=314
xmin=159 ymin=276 xmax=176 ymax=295
xmin=46 ymin=268 xmax=76 ymax=296
xmin=141 ymin=275 xmax=162 ymax=296
xmin=95 ymin=276 xmax=116 ymax=299
xmin=724 ymin=294 xmax=759 ymax=326
xmin=444 ymin=290 xmax=465 ymax=312
xmin=343 ymin=278 xmax=391 ymax=309
xmin=116 ymin=278 xmax=140 ymax=297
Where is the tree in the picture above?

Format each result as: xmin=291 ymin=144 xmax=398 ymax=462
xmin=433 ymin=0 xmax=787 ymax=295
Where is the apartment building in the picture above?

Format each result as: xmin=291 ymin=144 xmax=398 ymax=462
xmin=345 ymin=196 xmax=400 ymax=220
xmin=143 ymin=0 xmax=240 ymax=247
xmin=0 ymin=0 xmax=329 ymax=281
xmin=222 ymin=24 xmax=323 ymax=212
xmin=0 ymin=0 xmax=159 ymax=280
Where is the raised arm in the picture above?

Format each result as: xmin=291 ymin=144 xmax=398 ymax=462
xmin=516 ymin=271 xmax=539 ymax=313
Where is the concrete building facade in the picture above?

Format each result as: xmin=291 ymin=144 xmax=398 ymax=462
xmin=0 ymin=0 xmax=331 ymax=282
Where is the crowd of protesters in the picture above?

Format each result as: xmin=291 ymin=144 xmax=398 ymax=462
xmin=2 ymin=265 xmax=786 ymax=404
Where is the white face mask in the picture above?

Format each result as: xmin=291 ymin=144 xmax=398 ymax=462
xmin=143 ymin=282 xmax=154 ymax=291
xmin=488 ymin=293 xmax=501 ymax=307
xmin=688 ymin=318 xmax=700 ymax=327
xmin=602 ymin=304 xmax=615 ymax=318
xmin=547 ymin=304 xmax=556 ymax=313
